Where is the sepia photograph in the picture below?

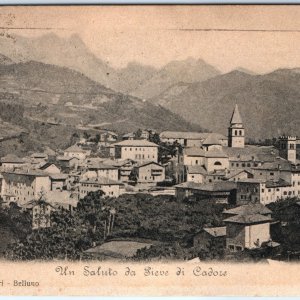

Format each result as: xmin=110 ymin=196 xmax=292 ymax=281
xmin=0 ymin=4 xmax=300 ymax=296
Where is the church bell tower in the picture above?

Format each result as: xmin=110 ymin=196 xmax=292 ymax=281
xmin=228 ymin=104 xmax=245 ymax=148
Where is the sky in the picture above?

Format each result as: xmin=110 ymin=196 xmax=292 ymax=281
xmin=0 ymin=5 xmax=300 ymax=73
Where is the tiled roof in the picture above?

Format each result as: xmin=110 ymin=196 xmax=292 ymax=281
xmin=225 ymin=169 xmax=253 ymax=179
xmin=2 ymin=169 xmax=49 ymax=177
xmin=1 ymin=154 xmax=24 ymax=163
xmin=237 ymin=178 xmax=266 ymax=184
xmin=175 ymin=181 xmax=237 ymax=192
xmin=187 ymin=165 xmax=207 ymax=175
xmin=223 ymin=145 xmax=277 ymax=161
xmin=202 ymin=134 xmax=222 ymax=145
xmin=223 ymin=203 xmax=272 ymax=216
xmin=205 ymin=149 xmax=228 ymax=158
xmin=203 ymin=226 xmax=226 ymax=237
xmin=265 ymin=178 xmax=291 ymax=188
xmin=185 ymin=147 xmax=206 ymax=157
xmin=135 ymin=161 xmax=163 ymax=168
xmin=112 ymin=140 xmax=158 ymax=147
xmin=252 ymin=160 xmax=292 ymax=171
xmin=50 ymin=174 xmax=68 ymax=180
xmin=224 ymin=214 xmax=272 ymax=224
xmin=39 ymin=162 xmax=59 ymax=170
xmin=57 ymin=156 xmax=79 ymax=161
xmin=160 ymin=131 xmax=227 ymax=140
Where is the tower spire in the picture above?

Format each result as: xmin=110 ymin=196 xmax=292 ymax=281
xmin=230 ymin=104 xmax=243 ymax=124
xmin=228 ymin=104 xmax=245 ymax=148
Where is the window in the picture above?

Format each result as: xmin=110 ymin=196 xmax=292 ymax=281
xmin=262 ymin=189 xmax=264 ymax=193
xmin=239 ymin=130 xmax=242 ymax=136
xmin=235 ymin=130 xmax=238 ymax=136
xmin=214 ymin=161 xmax=222 ymax=166
xmin=236 ymin=246 xmax=242 ymax=251
xmin=229 ymin=245 xmax=235 ymax=251
xmin=270 ymin=172 xmax=274 ymax=176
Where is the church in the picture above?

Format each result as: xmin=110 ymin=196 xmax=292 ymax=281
xmin=177 ymin=104 xmax=295 ymax=185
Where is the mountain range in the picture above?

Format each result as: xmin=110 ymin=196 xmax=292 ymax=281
xmin=0 ymin=33 xmax=299 ymax=141
xmin=151 ymin=69 xmax=300 ymax=139
xmin=0 ymin=58 xmax=202 ymax=135
xmin=0 ymin=34 xmax=221 ymax=99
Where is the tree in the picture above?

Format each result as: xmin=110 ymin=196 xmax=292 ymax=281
xmin=129 ymin=168 xmax=138 ymax=184
xmin=135 ymin=129 xmax=142 ymax=139
xmin=149 ymin=132 xmax=160 ymax=144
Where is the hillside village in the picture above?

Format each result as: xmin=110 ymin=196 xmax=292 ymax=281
xmin=1 ymin=102 xmax=300 ymax=261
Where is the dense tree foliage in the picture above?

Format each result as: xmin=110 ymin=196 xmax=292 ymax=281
xmin=0 ymin=102 xmax=25 ymax=124
xmin=4 ymin=191 xmax=228 ymax=261
xmin=5 ymin=191 xmax=108 ymax=260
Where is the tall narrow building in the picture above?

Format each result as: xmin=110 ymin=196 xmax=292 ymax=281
xmin=228 ymin=104 xmax=245 ymax=148
xmin=278 ymin=136 xmax=297 ymax=164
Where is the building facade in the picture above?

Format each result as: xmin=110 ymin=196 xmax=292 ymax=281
xmin=111 ymin=140 xmax=158 ymax=163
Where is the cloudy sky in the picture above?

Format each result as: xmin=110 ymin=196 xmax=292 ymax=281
xmin=1 ymin=5 xmax=300 ymax=73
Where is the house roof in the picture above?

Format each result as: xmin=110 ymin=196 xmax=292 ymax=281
xmin=222 ymin=145 xmax=277 ymax=161
xmin=186 ymin=165 xmax=207 ymax=175
xmin=223 ymin=203 xmax=272 ymax=216
xmin=185 ymin=147 xmax=206 ymax=157
xmin=102 ymin=159 xmax=136 ymax=167
xmin=202 ymin=134 xmax=222 ymax=146
xmin=252 ymin=160 xmax=292 ymax=172
xmin=1 ymin=154 xmax=24 ymax=163
xmin=265 ymin=178 xmax=291 ymax=188
xmin=160 ymin=131 xmax=227 ymax=141
xmin=57 ymin=156 xmax=79 ymax=161
xmin=30 ymin=153 xmax=48 ymax=158
xmin=175 ymin=181 xmax=236 ymax=192
xmin=64 ymin=144 xmax=87 ymax=153
xmin=230 ymin=104 xmax=243 ymax=124
xmin=39 ymin=162 xmax=60 ymax=170
xmin=203 ymin=226 xmax=226 ymax=237
xmin=237 ymin=178 xmax=266 ymax=184
xmin=50 ymin=174 xmax=68 ymax=180
xmin=224 ymin=214 xmax=272 ymax=225
xmin=205 ymin=149 xmax=228 ymax=158
xmin=187 ymin=165 xmax=207 ymax=175
xmin=225 ymin=169 xmax=253 ymax=180
xmin=112 ymin=140 xmax=158 ymax=147
xmin=80 ymin=176 xmax=123 ymax=185
xmin=135 ymin=161 xmax=163 ymax=168
xmin=122 ymin=132 xmax=135 ymax=138
xmin=2 ymin=169 xmax=49 ymax=177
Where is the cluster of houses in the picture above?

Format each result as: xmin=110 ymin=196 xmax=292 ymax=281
xmin=0 ymin=129 xmax=166 ymax=227
xmin=0 ymin=104 xmax=300 ymax=256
